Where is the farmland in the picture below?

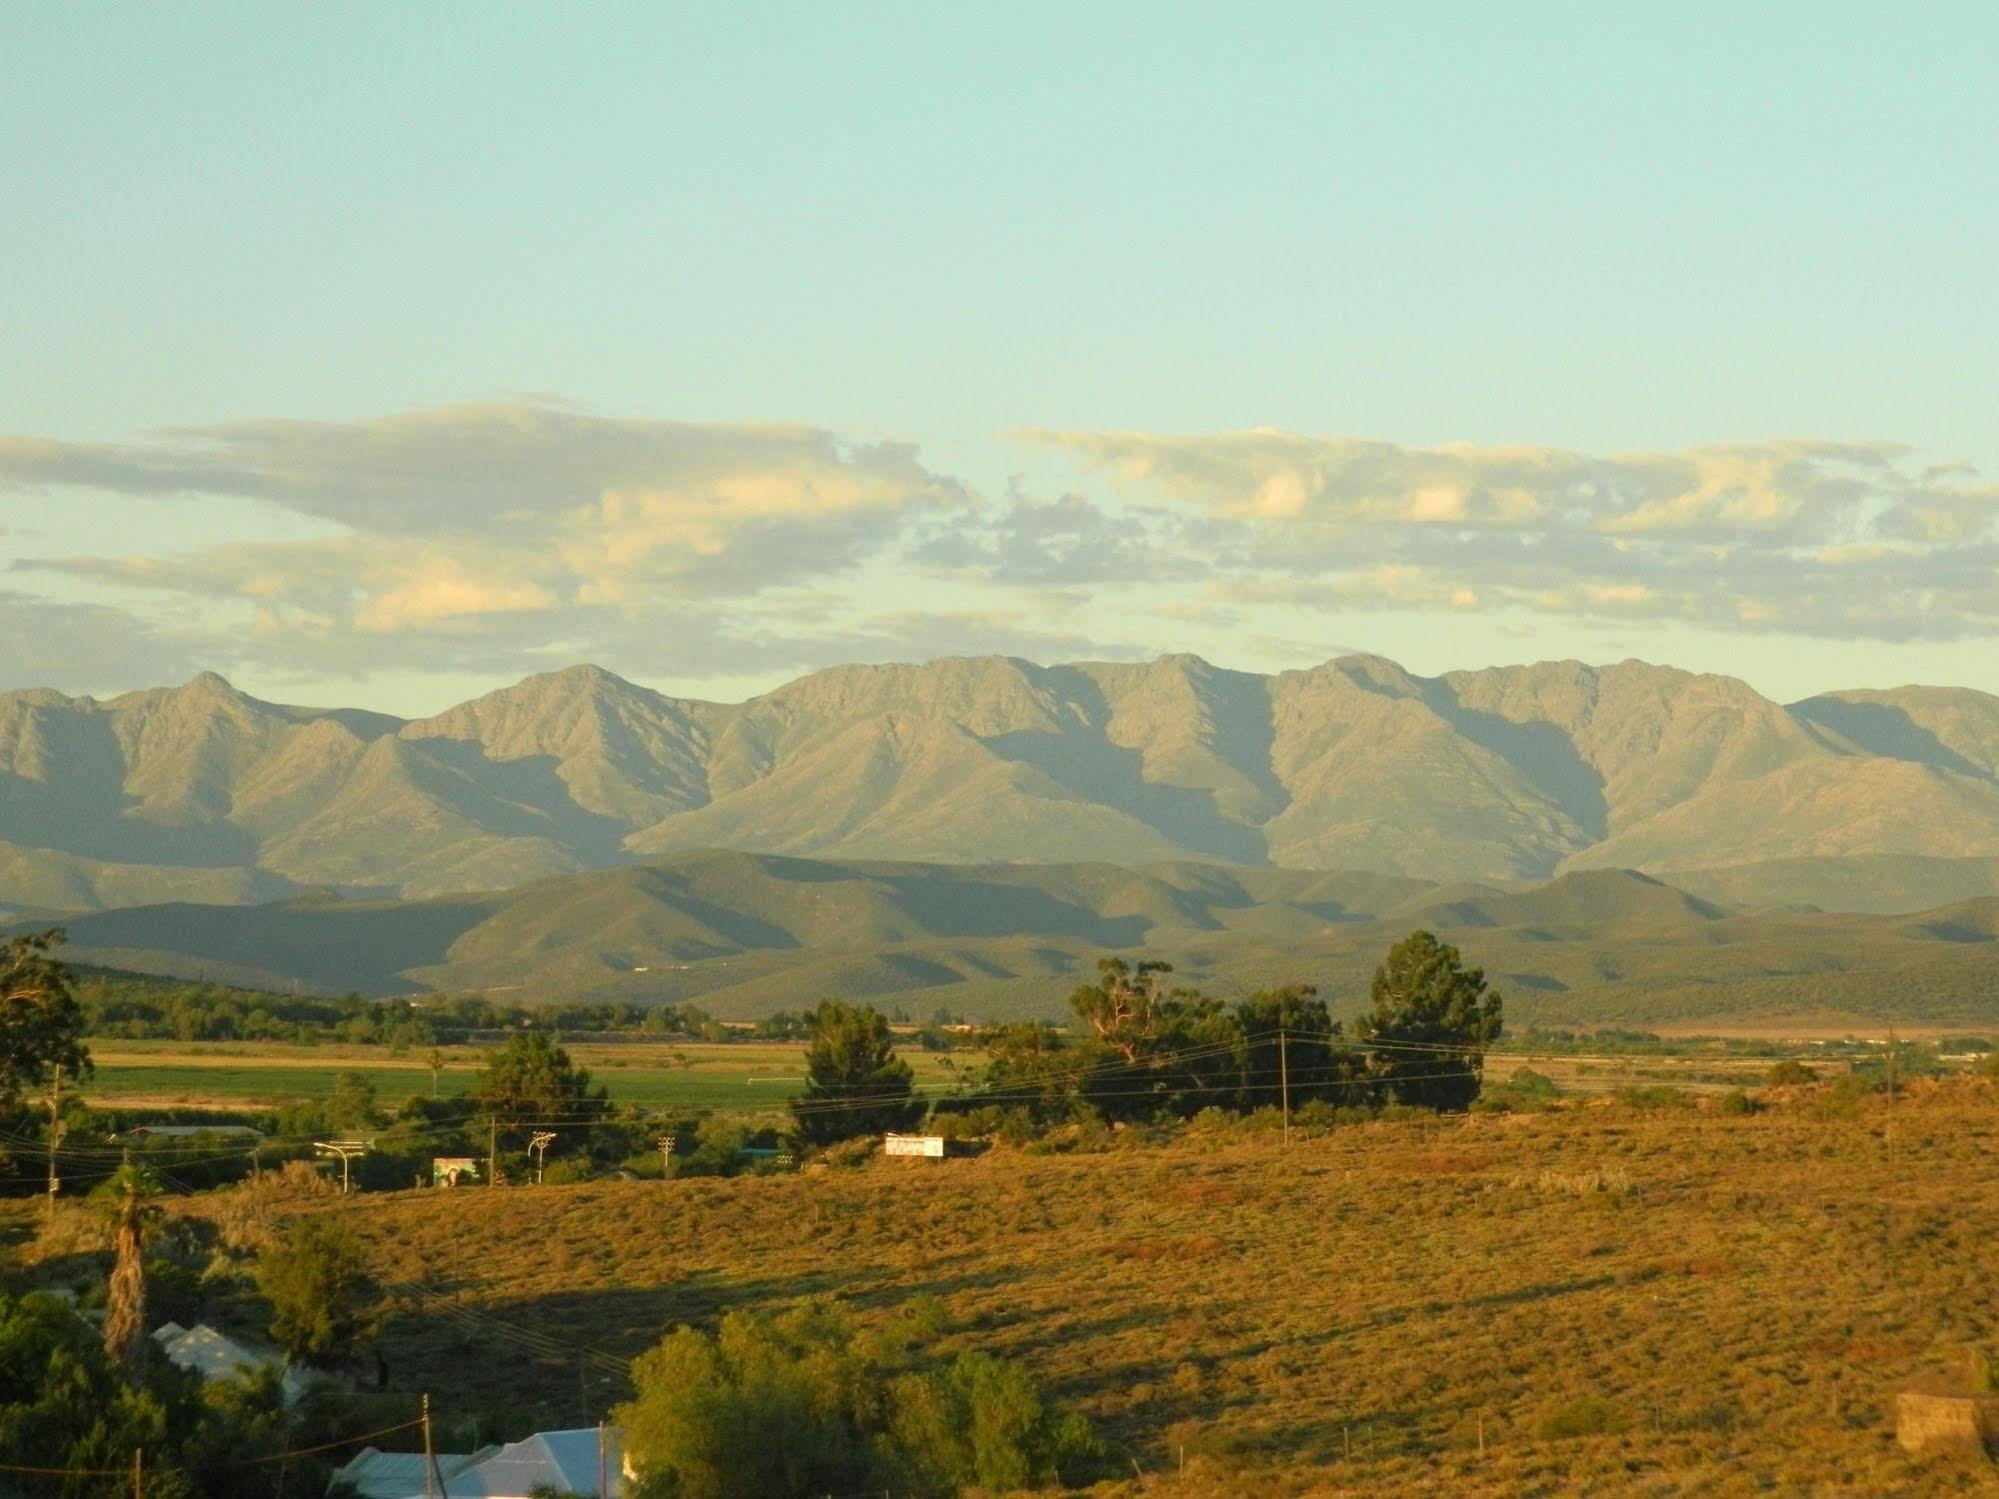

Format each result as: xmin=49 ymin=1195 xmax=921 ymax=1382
xmin=72 ymin=1035 xmax=1845 ymax=1117
xmin=76 ymin=1038 xmax=973 ymax=1115
xmin=117 ymin=1076 xmax=1999 ymax=1496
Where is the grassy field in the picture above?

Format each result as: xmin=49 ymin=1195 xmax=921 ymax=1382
xmin=74 ymin=1036 xmax=1838 ymax=1118
xmin=75 ymin=1038 xmax=975 ymax=1114
xmin=71 ymin=1078 xmax=1989 ymax=1494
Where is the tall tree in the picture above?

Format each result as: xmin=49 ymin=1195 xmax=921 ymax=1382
xmin=790 ymin=1000 xmax=923 ymax=1147
xmin=1069 ymin=958 xmax=1176 ymax=1064
xmin=257 ymin=1216 xmax=380 ymax=1367
xmin=100 ymin=1163 xmax=157 ymax=1378
xmin=1353 ymin=931 xmax=1504 ymax=1111
xmin=1 ymin=929 xmax=90 ymax=1112
xmin=1236 ymin=984 xmax=1361 ymax=1109
xmin=473 ymin=1032 xmax=609 ymax=1145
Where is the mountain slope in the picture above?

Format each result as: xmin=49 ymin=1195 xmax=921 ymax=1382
xmin=5 ymin=655 xmax=1999 ymax=911
xmin=23 ymin=852 xmax=1999 ymax=1028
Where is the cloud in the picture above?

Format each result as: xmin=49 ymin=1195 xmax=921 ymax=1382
xmin=1 ymin=402 xmax=969 ymax=675
xmin=1021 ymin=428 xmax=1999 ymax=640
xmin=0 ymin=591 xmax=205 ymax=694
xmin=906 ymin=490 xmax=1200 ymax=587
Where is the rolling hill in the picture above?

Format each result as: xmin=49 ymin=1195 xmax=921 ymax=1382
xmin=5 ymin=654 xmax=1999 ymax=918
xmin=24 ymin=851 xmax=1999 ymax=1028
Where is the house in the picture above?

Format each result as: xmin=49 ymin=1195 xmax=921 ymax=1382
xmin=151 ymin=1321 xmax=309 ymax=1403
xmin=328 ymin=1426 xmax=625 ymax=1497
xmin=324 ymin=1446 xmax=496 ymax=1498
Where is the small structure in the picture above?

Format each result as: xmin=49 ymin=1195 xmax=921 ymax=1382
xmin=883 ymin=1133 xmax=946 ymax=1158
xmin=326 ymin=1445 xmax=497 ymax=1497
xmin=120 ymin=1124 xmax=265 ymax=1142
xmin=454 ymin=1426 xmax=624 ymax=1495
xmin=1896 ymin=1381 xmax=1999 ymax=1457
xmin=151 ymin=1322 xmax=309 ymax=1404
xmin=433 ymin=1156 xmax=481 ymax=1187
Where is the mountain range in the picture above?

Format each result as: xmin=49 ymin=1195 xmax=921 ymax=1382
xmin=34 ymin=852 xmax=1999 ymax=1027
xmin=6 ymin=653 xmax=1999 ymax=920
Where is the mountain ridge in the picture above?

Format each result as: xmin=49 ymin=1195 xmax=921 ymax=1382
xmin=22 ymin=851 xmax=1998 ymax=1027
xmin=4 ymin=653 xmax=1999 ymax=916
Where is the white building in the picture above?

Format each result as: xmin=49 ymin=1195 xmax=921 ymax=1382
xmin=151 ymin=1321 xmax=309 ymax=1404
xmin=329 ymin=1426 xmax=625 ymax=1497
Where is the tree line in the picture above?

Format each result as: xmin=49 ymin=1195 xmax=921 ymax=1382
xmin=789 ymin=931 xmax=1506 ymax=1145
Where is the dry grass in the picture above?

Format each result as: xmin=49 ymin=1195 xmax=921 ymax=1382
xmin=32 ymin=1078 xmax=1998 ymax=1495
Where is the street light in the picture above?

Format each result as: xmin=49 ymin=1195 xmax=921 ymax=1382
xmin=313 ymin=1140 xmax=369 ymax=1195
xmin=528 ymin=1130 xmax=557 ymax=1184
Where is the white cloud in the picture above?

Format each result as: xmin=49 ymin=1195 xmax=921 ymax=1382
xmin=1021 ymin=428 xmax=1999 ymax=640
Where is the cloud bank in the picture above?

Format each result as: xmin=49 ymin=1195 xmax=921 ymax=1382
xmin=1019 ymin=429 xmax=1999 ymax=641
xmin=3 ymin=403 xmax=1996 ymax=696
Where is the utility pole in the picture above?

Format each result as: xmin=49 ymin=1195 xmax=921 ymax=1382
xmin=131 ymin=1447 xmax=142 ymax=1499
xmin=1279 ymin=1029 xmax=1291 ymax=1146
xmin=44 ymin=1062 xmax=63 ymax=1222
xmin=597 ymin=1419 xmax=607 ymax=1498
xmin=313 ymin=1141 xmax=368 ymax=1194
xmin=657 ymin=1134 xmax=675 ymax=1179
xmin=529 ymin=1130 xmax=556 ymax=1185
xmin=487 ymin=1115 xmax=500 ymax=1187
xmin=422 ymin=1392 xmax=442 ymax=1499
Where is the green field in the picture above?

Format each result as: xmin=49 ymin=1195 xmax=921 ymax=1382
xmin=78 ymin=1038 xmax=973 ymax=1115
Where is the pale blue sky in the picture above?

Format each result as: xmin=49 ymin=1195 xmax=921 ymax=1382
xmin=2 ymin=4 xmax=1995 ymax=712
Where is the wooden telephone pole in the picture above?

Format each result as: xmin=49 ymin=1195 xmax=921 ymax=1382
xmin=1279 ymin=1029 xmax=1291 ymax=1145
xmin=44 ymin=1062 xmax=64 ymax=1221
xmin=422 ymin=1393 xmax=443 ymax=1499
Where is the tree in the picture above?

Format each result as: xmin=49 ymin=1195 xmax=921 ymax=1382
xmin=100 ymin=1163 xmax=158 ymax=1378
xmin=0 ymin=929 xmax=90 ymax=1112
xmin=425 ymin=1046 xmax=447 ymax=1097
xmin=325 ymin=1070 xmax=382 ymax=1130
xmin=1353 ymin=931 xmax=1504 ymax=1111
xmin=1236 ymin=984 xmax=1362 ymax=1109
xmin=790 ymin=1000 xmax=922 ymax=1147
xmin=473 ymin=1032 xmax=609 ymax=1147
xmin=1069 ymin=957 xmax=1176 ymax=1063
xmin=256 ymin=1216 xmax=379 ymax=1367
xmin=614 ymin=1301 xmax=1098 ymax=1499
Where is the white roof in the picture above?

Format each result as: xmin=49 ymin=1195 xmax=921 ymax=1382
xmin=154 ymin=1323 xmax=309 ymax=1402
xmin=450 ymin=1427 xmax=625 ymax=1497
xmin=326 ymin=1446 xmax=495 ymax=1498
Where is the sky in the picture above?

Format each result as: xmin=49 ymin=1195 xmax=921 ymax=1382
xmin=2 ymin=3 xmax=1995 ymax=715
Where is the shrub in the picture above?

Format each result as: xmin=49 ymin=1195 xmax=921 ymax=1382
xmin=255 ymin=1216 xmax=380 ymax=1367
xmin=614 ymin=1301 xmax=1098 ymax=1499
xmin=1765 ymin=1059 xmax=1818 ymax=1087
xmin=1539 ymin=1397 xmax=1626 ymax=1439
xmin=1615 ymin=1085 xmax=1695 ymax=1112
xmin=1811 ymin=1074 xmax=1874 ymax=1120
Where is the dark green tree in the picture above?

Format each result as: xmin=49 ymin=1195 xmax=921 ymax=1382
xmin=1236 ymin=984 xmax=1362 ymax=1109
xmin=790 ymin=1000 xmax=922 ymax=1147
xmin=325 ymin=1070 xmax=383 ymax=1130
xmin=256 ymin=1216 xmax=380 ymax=1367
xmin=0 ymin=928 xmax=91 ymax=1111
xmin=1353 ymin=931 xmax=1504 ymax=1110
xmin=473 ymin=1031 xmax=609 ymax=1149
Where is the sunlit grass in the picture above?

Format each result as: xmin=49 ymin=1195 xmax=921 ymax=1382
xmin=137 ymin=1077 xmax=1999 ymax=1495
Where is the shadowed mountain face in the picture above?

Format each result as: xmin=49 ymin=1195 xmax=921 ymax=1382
xmin=23 ymin=853 xmax=1999 ymax=1028
xmin=4 ymin=654 xmax=1999 ymax=917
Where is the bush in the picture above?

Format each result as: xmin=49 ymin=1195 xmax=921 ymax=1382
xmin=1539 ymin=1397 xmax=1626 ymax=1439
xmin=1765 ymin=1059 xmax=1818 ymax=1087
xmin=614 ymin=1301 xmax=1099 ymax=1499
xmin=1811 ymin=1074 xmax=1874 ymax=1120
